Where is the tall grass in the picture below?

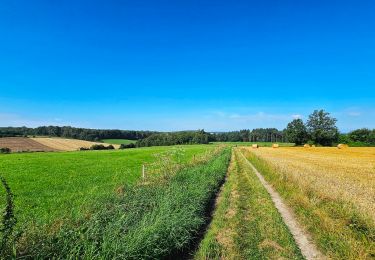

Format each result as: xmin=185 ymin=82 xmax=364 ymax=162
xmin=0 ymin=176 xmax=18 ymax=258
xmin=15 ymin=148 xmax=231 ymax=258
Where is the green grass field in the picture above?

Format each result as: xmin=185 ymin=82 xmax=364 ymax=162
xmin=0 ymin=144 xmax=230 ymax=258
xmin=100 ymin=139 xmax=137 ymax=145
xmin=20 ymin=147 xmax=231 ymax=258
xmin=0 ymin=145 xmax=213 ymax=226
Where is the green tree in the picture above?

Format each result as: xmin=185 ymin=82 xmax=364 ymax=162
xmin=348 ymin=128 xmax=371 ymax=142
xmin=338 ymin=133 xmax=350 ymax=144
xmin=306 ymin=110 xmax=339 ymax=146
xmin=284 ymin=119 xmax=308 ymax=145
xmin=368 ymin=130 xmax=375 ymax=144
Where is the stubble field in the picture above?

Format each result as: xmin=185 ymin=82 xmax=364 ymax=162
xmin=244 ymin=147 xmax=375 ymax=259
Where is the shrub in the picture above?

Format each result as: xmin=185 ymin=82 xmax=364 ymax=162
xmin=90 ymin=144 xmax=115 ymax=150
xmin=119 ymin=143 xmax=136 ymax=149
xmin=0 ymin=148 xmax=11 ymax=154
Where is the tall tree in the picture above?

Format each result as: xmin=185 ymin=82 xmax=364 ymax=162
xmin=306 ymin=110 xmax=339 ymax=146
xmin=285 ymin=119 xmax=308 ymax=145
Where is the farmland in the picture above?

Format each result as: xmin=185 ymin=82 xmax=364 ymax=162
xmin=0 ymin=144 xmax=227 ymax=257
xmin=32 ymin=137 xmax=120 ymax=150
xmin=1 ymin=144 xmax=375 ymax=258
xmin=0 ymin=137 xmax=57 ymax=152
xmin=243 ymin=147 xmax=375 ymax=259
xmin=0 ymin=145 xmax=214 ymax=225
xmin=0 ymin=137 xmax=119 ymax=152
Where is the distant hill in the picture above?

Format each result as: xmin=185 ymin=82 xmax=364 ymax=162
xmin=0 ymin=137 xmax=119 ymax=152
xmin=0 ymin=126 xmax=156 ymax=141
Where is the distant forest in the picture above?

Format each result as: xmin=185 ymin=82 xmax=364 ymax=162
xmin=135 ymin=128 xmax=285 ymax=148
xmin=1 ymin=125 xmax=373 ymax=147
xmin=0 ymin=126 xmax=155 ymax=141
xmin=0 ymin=126 xmax=286 ymax=145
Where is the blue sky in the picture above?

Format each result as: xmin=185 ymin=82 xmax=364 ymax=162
xmin=0 ymin=0 xmax=374 ymax=132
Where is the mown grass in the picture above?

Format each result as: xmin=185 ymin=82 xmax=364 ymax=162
xmin=195 ymin=148 xmax=303 ymax=259
xmin=12 ymin=147 xmax=231 ymax=258
xmin=101 ymin=139 xmax=136 ymax=145
xmin=244 ymin=149 xmax=375 ymax=259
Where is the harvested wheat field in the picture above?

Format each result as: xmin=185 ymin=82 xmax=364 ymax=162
xmin=244 ymin=147 xmax=375 ymax=259
xmin=32 ymin=137 xmax=120 ymax=151
xmin=249 ymin=147 xmax=375 ymax=220
xmin=0 ymin=137 xmax=57 ymax=152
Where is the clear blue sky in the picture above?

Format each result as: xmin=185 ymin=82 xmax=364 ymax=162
xmin=0 ymin=0 xmax=374 ymax=132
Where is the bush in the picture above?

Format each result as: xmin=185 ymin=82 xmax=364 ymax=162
xmin=347 ymin=141 xmax=375 ymax=147
xmin=90 ymin=144 xmax=115 ymax=150
xmin=79 ymin=147 xmax=90 ymax=151
xmin=119 ymin=143 xmax=136 ymax=149
xmin=0 ymin=148 xmax=11 ymax=154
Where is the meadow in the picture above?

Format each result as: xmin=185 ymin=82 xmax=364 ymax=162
xmin=0 ymin=145 xmax=213 ymax=225
xmin=0 ymin=144 xmax=230 ymax=258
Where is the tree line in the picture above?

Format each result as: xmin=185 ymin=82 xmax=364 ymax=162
xmin=339 ymin=128 xmax=375 ymax=146
xmin=284 ymin=109 xmax=375 ymax=146
xmin=0 ymin=126 xmax=288 ymax=147
xmin=214 ymin=128 xmax=285 ymax=143
xmin=0 ymin=126 xmax=155 ymax=141
xmin=132 ymin=129 xmax=287 ymax=147
xmin=1 ymin=111 xmax=373 ymax=148
xmin=135 ymin=130 xmax=212 ymax=147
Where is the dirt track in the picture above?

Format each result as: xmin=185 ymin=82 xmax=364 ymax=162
xmin=238 ymin=150 xmax=325 ymax=260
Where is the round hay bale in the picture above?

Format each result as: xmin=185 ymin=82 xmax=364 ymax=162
xmin=252 ymin=144 xmax=259 ymax=149
xmin=303 ymin=144 xmax=311 ymax=148
xmin=337 ymin=144 xmax=349 ymax=149
xmin=272 ymin=143 xmax=279 ymax=148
